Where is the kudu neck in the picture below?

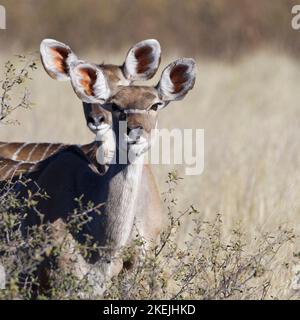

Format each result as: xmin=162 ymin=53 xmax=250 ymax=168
xmin=82 ymin=137 xmax=145 ymax=250
xmin=103 ymin=153 xmax=145 ymax=249
xmin=85 ymin=130 xmax=146 ymax=249
xmin=81 ymin=129 xmax=116 ymax=175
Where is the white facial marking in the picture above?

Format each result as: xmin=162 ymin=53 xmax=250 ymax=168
xmin=95 ymin=127 xmax=116 ymax=166
xmin=124 ymin=109 xmax=148 ymax=114
xmin=89 ymin=123 xmax=111 ymax=136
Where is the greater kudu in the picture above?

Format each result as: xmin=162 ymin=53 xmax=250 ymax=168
xmin=2 ymin=58 xmax=196 ymax=295
xmin=0 ymin=38 xmax=164 ymax=247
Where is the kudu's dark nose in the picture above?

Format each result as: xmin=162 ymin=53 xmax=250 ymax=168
xmin=127 ymin=125 xmax=143 ymax=140
xmin=88 ymin=115 xmax=105 ymax=126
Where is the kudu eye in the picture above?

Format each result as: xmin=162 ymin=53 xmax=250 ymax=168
xmin=119 ymin=112 xmax=127 ymax=121
xmin=112 ymin=103 xmax=120 ymax=111
xmin=150 ymin=102 xmax=163 ymax=111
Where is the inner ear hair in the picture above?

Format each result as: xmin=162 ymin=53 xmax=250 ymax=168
xmin=50 ymin=46 xmax=72 ymax=75
xmin=78 ymin=66 xmax=97 ymax=96
xmin=134 ymin=44 xmax=157 ymax=75
xmin=123 ymin=39 xmax=161 ymax=81
xmin=158 ymin=58 xmax=196 ymax=101
xmin=70 ymin=62 xmax=110 ymax=103
xmin=40 ymin=39 xmax=78 ymax=81
xmin=170 ymin=63 xmax=190 ymax=94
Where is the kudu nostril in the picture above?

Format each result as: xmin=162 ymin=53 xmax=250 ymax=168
xmin=127 ymin=126 xmax=143 ymax=140
xmin=88 ymin=115 xmax=105 ymax=126
xmin=127 ymin=126 xmax=142 ymax=134
xmin=97 ymin=115 xmax=105 ymax=124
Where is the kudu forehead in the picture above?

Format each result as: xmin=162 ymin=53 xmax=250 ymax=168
xmin=111 ymin=86 xmax=159 ymax=110
xmin=100 ymin=64 xmax=130 ymax=88
xmin=88 ymin=103 xmax=111 ymax=116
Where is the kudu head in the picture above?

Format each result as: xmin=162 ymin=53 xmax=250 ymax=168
xmin=39 ymin=38 xmax=161 ymax=135
xmin=63 ymin=58 xmax=196 ymax=164
xmin=109 ymin=58 xmax=196 ymax=163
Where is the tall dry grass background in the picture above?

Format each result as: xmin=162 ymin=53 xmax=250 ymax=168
xmin=1 ymin=51 xmax=300 ymax=297
xmin=1 ymin=0 xmax=300 ymax=298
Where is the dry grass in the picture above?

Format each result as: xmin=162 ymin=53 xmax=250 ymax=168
xmin=1 ymin=0 xmax=299 ymax=59
xmin=1 ymin=50 xmax=300 ymax=298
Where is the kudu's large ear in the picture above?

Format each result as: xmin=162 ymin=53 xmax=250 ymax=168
xmin=40 ymin=39 xmax=78 ymax=81
xmin=122 ymin=39 xmax=161 ymax=81
xmin=69 ymin=62 xmax=110 ymax=104
xmin=157 ymin=58 xmax=196 ymax=102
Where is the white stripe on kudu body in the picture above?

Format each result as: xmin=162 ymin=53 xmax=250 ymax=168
xmin=12 ymin=143 xmax=28 ymax=160
xmin=41 ymin=143 xmax=55 ymax=160
xmin=26 ymin=143 xmax=39 ymax=162
xmin=0 ymin=142 xmax=65 ymax=163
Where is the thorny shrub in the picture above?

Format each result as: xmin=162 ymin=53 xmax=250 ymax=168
xmin=0 ymin=54 xmax=37 ymax=124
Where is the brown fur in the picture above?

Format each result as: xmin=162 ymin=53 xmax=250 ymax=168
xmin=0 ymin=143 xmax=21 ymax=158
xmin=0 ymin=55 xmax=195 ymax=295
xmin=0 ymin=143 xmax=65 ymax=162
xmin=79 ymin=67 xmax=97 ymax=97
xmin=112 ymin=86 xmax=158 ymax=110
xmin=30 ymin=143 xmax=63 ymax=161
xmin=0 ymin=158 xmax=34 ymax=180
xmin=135 ymin=45 xmax=153 ymax=74
xmin=51 ymin=46 xmax=70 ymax=75
xmin=170 ymin=64 xmax=189 ymax=93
